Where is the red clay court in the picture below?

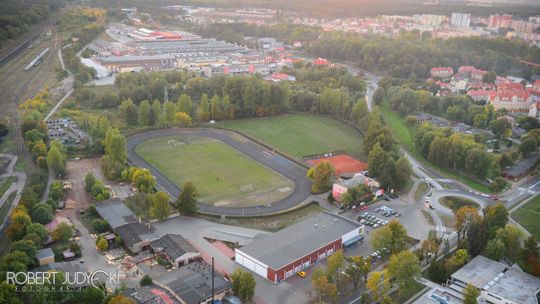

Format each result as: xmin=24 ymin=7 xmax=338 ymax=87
xmin=306 ymin=154 xmax=368 ymax=176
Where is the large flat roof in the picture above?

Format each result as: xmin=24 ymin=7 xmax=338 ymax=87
xmin=451 ymin=255 xmax=508 ymax=289
xmin=95 ymin=200 xmax=137 ymax=230
xmin=486 ymin=265 xmax=540 ymax=304
xmin=156 ymin=261 xmax=231 ymax=304
xmin=237 ymin=211 xmax=361 ymax=270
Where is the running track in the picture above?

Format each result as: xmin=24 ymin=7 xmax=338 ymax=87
xmin=127 ymin=128 xmax=312 ymax=216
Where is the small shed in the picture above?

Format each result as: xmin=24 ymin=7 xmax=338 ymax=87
xmin=36 ymin=248 xmax=55 ymax=266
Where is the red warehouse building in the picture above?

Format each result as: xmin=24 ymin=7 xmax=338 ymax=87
xmin=234 ymin=211 xmax=364 ymax=284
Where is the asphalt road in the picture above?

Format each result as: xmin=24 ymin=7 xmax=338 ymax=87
xmin=127 ymin=128 xmax=312 ymax=216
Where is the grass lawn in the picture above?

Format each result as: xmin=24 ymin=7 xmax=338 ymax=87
xmin=379 ymin=102 xmax=491 ymax=193
xmin=135 ymin=136 xmax=293 ymax=207
xmin=512 ymin=195 xmax=540 ymax=237
xmin=390 ymin=281 xmax=426 ymax=303
xmin=439 ymin=196 xmax=479 ymax=213
xmin=199 ymin=202 xmax=325 ymax=232
xmin=414 ymin=182 xmax=429 ymax=203
xmin=214 ymin=114 xmax=365 ymax=161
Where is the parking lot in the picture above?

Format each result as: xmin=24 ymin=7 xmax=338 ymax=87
xmin=339 ymin=194 xmax=433 ymax=258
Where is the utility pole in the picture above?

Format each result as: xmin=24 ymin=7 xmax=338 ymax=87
xmin=212 ymin=257 xmax=215 ymax=303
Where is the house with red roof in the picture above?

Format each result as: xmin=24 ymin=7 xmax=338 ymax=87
xmin=430 ymin=67 xmax=454 ymax=79
xmin=467 ymin=90 xmax=492 ymax=103
xmin=313 ymin=58 xmax=331 ymax=66
xmin=489 ymin=90 xmax=532 ymax=113
xmin=497 ymin=83 xmax=524 ymax=91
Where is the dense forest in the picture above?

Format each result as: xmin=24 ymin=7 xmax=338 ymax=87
xmin=196 ymin=23 xmax=540 ymax=79
xmin=88 ymin=0 xmax=540 ymax=18
xmin=0 ymin=0 xmax=63 ymax=47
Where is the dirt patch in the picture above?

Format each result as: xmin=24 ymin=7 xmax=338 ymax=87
xmin=58 ymin=158 xmax=102 ymax=217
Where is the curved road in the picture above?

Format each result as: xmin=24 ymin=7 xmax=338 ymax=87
xmin=127 ymin=128 xmax=312 ymax=216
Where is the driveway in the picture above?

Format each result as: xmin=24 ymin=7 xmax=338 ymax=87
xmin=127 ymin=128 xmax=312 ymax=217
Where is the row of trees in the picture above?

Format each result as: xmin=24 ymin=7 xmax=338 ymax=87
xmin=364 ymin=107 xmax=412 ymax=191
xmin=415 ymin=123 xmax=500 ymax=180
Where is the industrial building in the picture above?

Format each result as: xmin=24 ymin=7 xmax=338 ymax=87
xmin=235 ymin=211 xmax=364 ymax=284
xmin=97 ymin=54 xmax=176 ymax=73
xmin=445 ymin=255 xmax=540 ymax=304
xmin=149 ymin=234 xmax=201 ymax=268
xmin=95 ymin=200 xmax=157 ymax=253
xmin=133 ymin=38 xmax=246 ymax=55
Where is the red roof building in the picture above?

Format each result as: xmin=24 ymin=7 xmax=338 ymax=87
xmin=313 ymin=58 xmax=331 ymax=66
xmin=430 ymin=67 xmax=454 ymax=79
xmin=497 ymin=83 xmax=524 ymax=91
xmin=489 ymin=90 xmax=532 ymax=113
xmin=467 ymin=90 xmax=492 ymax=102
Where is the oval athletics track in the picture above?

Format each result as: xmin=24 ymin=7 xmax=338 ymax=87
xmin=126 ymin=128 xmax=312 ymax=216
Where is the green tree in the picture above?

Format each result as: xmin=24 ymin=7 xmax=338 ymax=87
xmin=489 ymin=118 xmax=512 ymax=139
xmin=91 ymin=219 xmax=110 ymax=233
xmin=26 ymin=223 xmax=48 ymax=244
xmin=140 ymin=274 xmax=152 ymax=286
xmin=49 ymin=181 xmax=64 ymax=202
xmin=306 ymin=161 xmax=335 ymax=193
xmin=149 ymin=100 xmax=162 ymax=126
xmin=51 ymin=222 xmax=73 ymax=242
xmin=163 ymin=100 xmax=176 ymax=125
xmin=517 ymin=116 xmax=539 ymax=131
xmin=47 ymin=140 xmax=66 ymax=177
xmin=96 ymin=236 xmax=108 ymax=251
xmin=149 ymin=192 xmax=171 ymax=220
xmin=11 ymin=240 xmax=37 ymax=267
xmin=177 ymin=94 xmax=193 ymax=115
xmin=0 ymin=281 xmax=23 ymax=304
xmin=231 ymin=269 xmax=256 ymax=302
xmin=101 ymin=128 xmax=127 ymax=180
xmin=351 ymin=98 xmax=369 ymax=128
xmin=485 ymin=238 xmax=507 ymax=261
xmin=31 ymin=204 xmax=53 ymax=224
xmin=84 ymin=172 xmax=97 ymax=193
xmin=489 ymin=177 xmax=509 ymax=194
xmin=119 ymin=99 xmax=138 ymax=125
xmin=138 ymin=100 xmax=150 ymax=126
xmin=373 ymin=87 xmax=385 ymax=105
xmin=464 ymin=284 xmax=479 ymax=304
xmin=80 ymin=286 xmax=105 ymax=303
xmin=388 ymin=251 xmax=421 ymax=297
xmin=519 ymin=137 xmax=537 ymax=157
xmin=371 ymin=219 xmax=407 ymax=254
xmin=327 ymin=250 xmax=344 ymax=284
xmin=197 ymin=93 xmax=210 ymax=121
xmin=174 ymin=181 xmax=198 ymax=215
xmin=210 ymin=94 xmax=220 ymax=120
xmin=495 ymin=224 xmax=525 ymax=261
xmin=484 ymin=203 xmax=509 ymax=238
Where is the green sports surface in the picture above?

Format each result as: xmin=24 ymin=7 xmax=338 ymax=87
xmin=512 ymin=195 xmax=540 ymax=237
xmin=135 ymin=136 xmax=293 ymax=207
xmin=216 ymin=114 xmax=365 ymax=160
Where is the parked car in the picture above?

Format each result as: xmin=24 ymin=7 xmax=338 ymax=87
xmin=297 ymin=271 xmax=307 ymax=278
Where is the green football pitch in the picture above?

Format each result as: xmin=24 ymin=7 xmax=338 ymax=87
xmin=135 ymin=136 xmax=293 ymax=207
xmin=512 ymin=195 xmax=540 ymax=237
xmin=216 ymin=114 xmax=365 ymax=161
